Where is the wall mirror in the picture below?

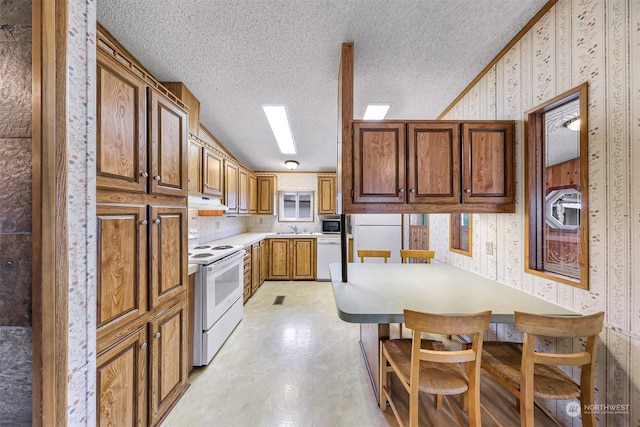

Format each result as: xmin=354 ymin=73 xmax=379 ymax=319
xmin=450 ymin=213 xmax=472 ymax=256
xmin=525 ymin=83 xmax=588 ymax=289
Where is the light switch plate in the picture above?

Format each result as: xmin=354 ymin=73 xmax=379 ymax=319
xmin=485 ymin=242 xmax=494 ymax=255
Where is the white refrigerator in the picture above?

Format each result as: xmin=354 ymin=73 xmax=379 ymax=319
xmin=351 ymin=214 xmax=402 ymax=263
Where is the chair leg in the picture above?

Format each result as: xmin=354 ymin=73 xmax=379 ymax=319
xmin=435 ymin=394 xmax=443 ymax=410
xmin=459 ymin=391 xmax=469 ymax=411
xmin=379 ymin=343 xmax=387 ymax=411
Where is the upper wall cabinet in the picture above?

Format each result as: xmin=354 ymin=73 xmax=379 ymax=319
xmin=97 ymin=49 xmax=188 ymax=198
xmin=224 ymin=159 xmax=239 ymax=214
xmin=346 ymin=120 xmax=514 ymax=214
xmin=96 ymin=49 xmax=148 ymax=193
xmin=188 ymin=138 xmax=202 ymax=195
xmin=162 ymin=82 xmax=200 ymax=136
xmin=148 ymin=89 xmax=189 ymax=197
xmin=317 ymin=173 xmax=337 ymax=215
xmin=257 ymin=174 xmax=278 ymax=215
xmin=203 ymin=147 xmax=224 ymax=198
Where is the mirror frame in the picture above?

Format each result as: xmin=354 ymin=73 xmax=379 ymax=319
xmin=524 ymin=83 xmax=589 ymax=289
xmin=450 ymin=213 xmax=472 ymax=256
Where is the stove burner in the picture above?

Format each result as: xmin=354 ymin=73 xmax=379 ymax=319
xmin=192 ymin=253 xmax=213 ymax=258
xmin=212 ymin=245 xmax=234 ymax=250
xmin=193 ymin=245 xmax=212 ymax=249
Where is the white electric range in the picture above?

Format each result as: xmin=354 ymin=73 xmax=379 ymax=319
xmin=189 ymin=242 xmax=246 ymax=366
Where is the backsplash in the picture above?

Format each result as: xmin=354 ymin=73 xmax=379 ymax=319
xmin=192 ymin=172 xmax=329 ymax=243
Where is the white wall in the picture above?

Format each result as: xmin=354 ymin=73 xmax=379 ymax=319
xmin=436 ymin=0 xmax=640 ymax=424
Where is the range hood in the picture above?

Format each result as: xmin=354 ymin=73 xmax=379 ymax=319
xmin=188 ymin=195 xmax=228 ymax=211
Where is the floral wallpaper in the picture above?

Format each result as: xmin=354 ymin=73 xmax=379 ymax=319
xmin=436 ymin=0 xmax=640 ymax=424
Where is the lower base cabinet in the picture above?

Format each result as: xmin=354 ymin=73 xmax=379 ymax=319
xmin=267 ymin=238 xmax=316 ymax=280
xmin=97 ymin=300 xmax=188 ymax=427
xmin=97 ymin=326 xmax=148 ymax=427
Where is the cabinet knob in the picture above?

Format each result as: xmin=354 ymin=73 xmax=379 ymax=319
xmin=140 ymin=342 xmax=147 ymax=350
xmin=140 ymin=219 xmax=148 ymax=225
xmin=154 ymin=332 xmax=161 ymax=339
xmin=140 ymin=171 xmax=149 ymax=178
xmin=410 ymin=188 xmax=415 ymax=193
xmin=153 ymin=218 xmax=161 ymax=224
xmin=399 ymin=188 xmax=404 ymax=193
xmin=153 ymin=175 xmax=161 ymax=181
xmin=466 ymin=189 xmax=471 ymax=194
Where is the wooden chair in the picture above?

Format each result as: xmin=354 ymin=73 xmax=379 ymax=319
xmin=380 ymin=309 xmax=492 ymax=427
xmin=400 ymin=249 xmax=435 ymax=264
xmin=481 ymin=311 xmax=604 ymax=427
xmin=357 ymin=249 xmax=391 ymax=263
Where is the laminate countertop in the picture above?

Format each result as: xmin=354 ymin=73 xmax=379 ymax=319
xmin=329 ymin=262 xmax=576 ymax=324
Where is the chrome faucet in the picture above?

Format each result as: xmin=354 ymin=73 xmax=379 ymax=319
xmin=288 ymin=225 xmax=298 ymax=234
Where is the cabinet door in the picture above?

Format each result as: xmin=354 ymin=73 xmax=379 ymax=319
xmin=408 ymin=225 xmax=429 ymax=250
xmin=248 ymin=172 xmax=257 ymax=214
xmin=259 ymin=240 xmax=268 ymax=284
xmin=269 ymin=239 xmax=290 ymax=279
xmin=149 ymin=207 xmax=187 ymax=309
xmin=257 ymin=175 xmax=277 ymax=214
xmin=203 ymin=148 xmax=223 ymax=197
xmin=97 ymin=327 xmax=148 ymax=427
xmin=188 ymin=140 xmax=202 ymax=195
xmin=224 ymin=160 xmax=239 ymax=214
xmin=461 ymin=122 xmax=514 ymax=204
xmin=148 ymin=89 xmax=188 ymax=197
xmin=251 ymin=243 xmax=260 ymax=293
xmin=149 ymin=301 xmax=188 ymax=425
xmin=96 ymin=50 xmax=147 ymax=193
xmin=238 ymin=166 xmax=249 ymax=214
xmin=292 ymin=239 xmax=316 ymax=280
xmin=407 ymin=122 xmax=460 ymax=204
xmin=317 ymin=174 xmax=337 ymax=215
xmin=352 ymin=122 xmax=406 ymax=204
xmin=96 ymin=204 xmax=147 ymax=346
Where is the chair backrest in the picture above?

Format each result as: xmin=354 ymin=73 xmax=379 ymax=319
xmin=400 ymin=249 xmax=435 ymax=264
xmin=515 ymin=310 xmax=604 ymax=369
xmin=404 ymin=310 xmax=492 ymax=362
xmin=358 ymin=249 xmax=391 ymax=263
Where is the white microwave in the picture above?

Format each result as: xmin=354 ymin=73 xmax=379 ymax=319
xmin=321 ymin=218 xmax=341 ymax=234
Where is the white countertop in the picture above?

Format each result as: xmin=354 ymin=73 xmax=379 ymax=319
xmin=330 ymin=263 xmax=576 ymax=324
xmin=199 ymin=232 xmax=348 ymax=248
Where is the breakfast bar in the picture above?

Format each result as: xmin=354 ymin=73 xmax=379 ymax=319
xmin=329 ymin=262 xmax=576 ymax=400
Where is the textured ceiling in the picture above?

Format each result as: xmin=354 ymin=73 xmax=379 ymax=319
xmin=97 ymin=0 xmax=547 ymax=172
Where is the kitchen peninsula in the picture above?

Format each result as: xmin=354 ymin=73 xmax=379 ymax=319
xmin=329 ymin=262 xmax=576 ymax=400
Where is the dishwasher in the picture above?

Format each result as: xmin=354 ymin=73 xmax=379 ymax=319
xmin=316 ymin=236 xmax=342 ymax=281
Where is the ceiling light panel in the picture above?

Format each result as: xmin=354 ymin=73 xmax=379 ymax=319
xmin=262 ymin=105 xmax=297 ymax=154
xmin=363 ymin=104 xmax=391 ymax=120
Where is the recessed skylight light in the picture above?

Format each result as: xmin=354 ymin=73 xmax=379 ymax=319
xmin=262 ymin=104 xmax=297 ymax=154
xmin=363 ymin=104 xmax=391 ymax=120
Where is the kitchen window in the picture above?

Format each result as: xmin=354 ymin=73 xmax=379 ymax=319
xmin=278 ymin=191 xmax=314 ymax=222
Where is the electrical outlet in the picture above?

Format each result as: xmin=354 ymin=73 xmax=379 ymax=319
xmin=485 ymin=242 xmax=494 ymax=255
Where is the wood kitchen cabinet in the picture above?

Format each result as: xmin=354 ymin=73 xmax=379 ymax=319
xmin=149 ymin=206 xmax=188 ymax=309
xmin=248 ymin=172 xmax=257 ymax=214
xmin=97 ymin=326 xmax=148 ymax=427
xmin=224 ymin=159 xmax=239 ymax=214
xmin=251 ymin=243 xmax=261 ymax=294
xmin=148 ymin=88 xmax=189 ymax=198
xmin=161 ymin=81 xmax=200 ymax=137
xmin=97 ymin=38 xmax=189 ymax=427
xmin=203 ymin=147 xmax=224 ymax=198
xmin=317 ymin=173 xmax=337 ymax=215
xmin=267 ymin=238 xmax=316 ymax=280
xmin=243 ymin=247 xmax=252 ymax=303
xmin=256 ymin=174 xmax=278 ymax=215
xmin=188 ymin=139 xmax=202 ymax=195
xmin=238 ymin=166 xmax=249 ymax=214
xmin=149 ymin=300 xmax=188 ymax=426
xmin=96 ymin=48 xmax=147 ymax=194
xmin=96 ymin=204 xmax=148 ymax=350
xmin=259 ymin=239 xmax=268 ymax=284
xmin=347 ymin=120 xmax=514 ymax=213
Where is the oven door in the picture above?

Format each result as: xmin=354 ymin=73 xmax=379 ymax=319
xmin=202 ymin=251 xmax=244 ymax=330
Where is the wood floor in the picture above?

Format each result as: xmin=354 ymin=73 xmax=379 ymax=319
xmin=383 ymin=368 xmax=559 ymax=426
